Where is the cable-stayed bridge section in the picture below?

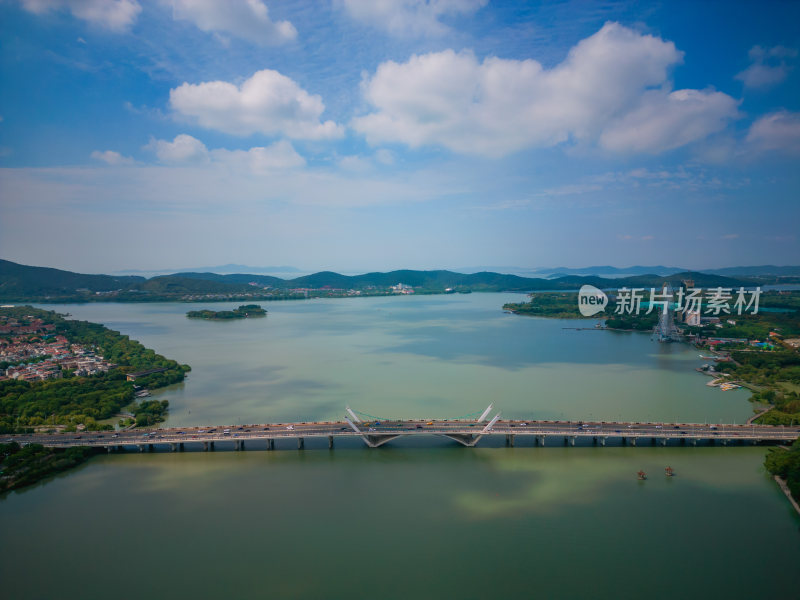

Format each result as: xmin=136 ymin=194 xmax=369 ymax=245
xmin=7 ymin=405 xmax=799 ymax=452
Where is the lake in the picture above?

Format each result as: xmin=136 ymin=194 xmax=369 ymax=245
xmin=1 ymin=293 xmax=797 ymax=599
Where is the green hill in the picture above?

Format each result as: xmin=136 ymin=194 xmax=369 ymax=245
xmin=0 ymin=259 xmax=759 ymax=301
xmin=0 ymin=259 xmax=144 ymax=299
xmin=173 ymin=272 xmax=286 ymax=288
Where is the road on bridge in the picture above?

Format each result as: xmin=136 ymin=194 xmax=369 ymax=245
xmin=6 ymin=418 xmax=800 ymax=449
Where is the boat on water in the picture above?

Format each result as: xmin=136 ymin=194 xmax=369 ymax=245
xmin=637 ymin=470 xmax=647 ymax=480
xmin=665 ymin=466 xmax=675 ymax=477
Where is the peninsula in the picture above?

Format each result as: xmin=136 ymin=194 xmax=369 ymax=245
xmin=0 ymin=305 xmax=191 ymax=491
xmin=504 ymin=290 xmax=800 ymax=428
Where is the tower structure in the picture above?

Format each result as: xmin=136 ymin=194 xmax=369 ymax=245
xmin=653 ymin=282 xmax=681 ymax=342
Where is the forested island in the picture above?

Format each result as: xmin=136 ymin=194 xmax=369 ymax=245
xmin=502 ymin=293 xmax=659 ymax=329
xmin=186 ymin=304 xmax=267 ymax=320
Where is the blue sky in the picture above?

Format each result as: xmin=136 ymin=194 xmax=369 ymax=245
xmin=1 ymin=0 xmax=799 ymax=273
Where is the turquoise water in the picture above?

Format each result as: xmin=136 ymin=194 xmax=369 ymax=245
xmin=0 ymin=294 xmax=796 ymax=599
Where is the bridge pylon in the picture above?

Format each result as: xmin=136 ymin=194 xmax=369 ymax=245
xmin=442 ymin=411 xmax=502 ymax=447
xmin=344 ymin=416 xmax=401 ymax=448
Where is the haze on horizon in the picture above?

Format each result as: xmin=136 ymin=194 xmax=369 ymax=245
xmin=1 ymin=0 xmax=799 ymax=274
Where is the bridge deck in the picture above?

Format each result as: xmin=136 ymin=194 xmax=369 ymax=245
xmin=7 ymin=419 xmax=800 ymax=450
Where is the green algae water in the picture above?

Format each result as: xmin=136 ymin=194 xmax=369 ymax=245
xmin=38 ymin=293 xmax=752 ymax=425
xmin=1 ymin=294 xmax=797 ymax=599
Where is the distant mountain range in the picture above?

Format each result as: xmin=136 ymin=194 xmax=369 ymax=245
xmin=528 ymin=265 xmax=684 ymax=278
xmin=113 ymin=264 xmax=304 ymax=276
xmin=109 ymin=263 xmax=800 ymax=279
xmin=701 ymin=265 xmax=800 ymax=277
xmin=1 ymin=259 xmax=779 ymax=302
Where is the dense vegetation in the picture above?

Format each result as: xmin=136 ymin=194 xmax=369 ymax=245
xmin=0 ymin=258 xmax=143 ymax=298
xmin=0 ymin=441 xmax=98 ymax=493
xmin=0 ymin=307 xmax=189 ymax=432
xmin=682 ymin=293 xmax=800 ymax=340
xmin=725 ymin=352 xmax=800 ymax=425
xmin=187 ymin=304 xmax=267 ymax=319
xmin=604 ymin=313 xmax=660 ymax=331
xmin=503 ymin=293 xmax=583 ymax=318
xmin=764 ymin=438 xmax=800 ymax=504
xmin=503 ymin=293 xmax=659 ymax=329
xmin=133 ymin=399 xmax=169 ymax=427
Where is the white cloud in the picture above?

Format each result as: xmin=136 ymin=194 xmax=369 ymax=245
xmin=166 ymin=0 xmax=296 ymax=45
xmin=170 ymin=69 xmax=344 ymax=140
xmin=21 ymin=0 xmax=141 ymax=32
xmin=598 ymin=88 xmax=739 ymax=153
xmin=211 ymin=140 xmax=306 ymax=171
xmin=145 ymin=134 xmax=306 ymax=171
xmin=340 ymin=0 xmax=487 ymax=37
xmin=736 ymin=45 xmax=797 ymax=90
xmin=337 ymin=155 xmax=372 ymax=172
xmin=745 ymin=111 xmax=800 ymax=155
xmin=146 ymin=134 xmax=210 ymax=164
xmin=736 ymin=63 xmax=788 ymax=89
xmin=352 ymin=22 xmax=740 ymax=157
xmin=90 ymin=150 xmax=135 ymax=165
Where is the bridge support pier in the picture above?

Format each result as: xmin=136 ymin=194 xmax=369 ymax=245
xmin=564 ymin=436 xmax=575 ymax=446
xmin=659 ymin=438 xmax=667 ymax=447
xmin=179 ymin=442 xmax=184 ymax=451
xmin=328 ymin=435 xmax=334 ymax=449
xmin=138 ymin=445 xmax=144 ymax=452
xmin=267 ymin=439 xmax=274 ymax=450
xmin=148 ymin=444 xmax=154 ymax=452
xmin=599 ymin=436 xmax=606 ymax=446
xmin=537 ymin=435 xmax=545 ymax=446
xmin=298 ymin=437 xmax=304 ymax=450
xmin=170 ymin=443 xmax=177 ymax=452
xmin=630 ymin=437 xmax=637 ymax=446
xmin=506 ymin=434 xmax=515 ymax=447
xmin=691 ymin=438 xmax=697 ymax=446
xmin=235 ymin=440 xmax=241 ymax=451
xmin=210 ymin=441 xmax=215 ymax=451
xmin=203 ymin=441 xmax=208 ymax=451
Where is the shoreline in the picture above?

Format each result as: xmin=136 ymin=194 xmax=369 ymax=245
xmin=774 ymin=475 xmax=800 ymax=517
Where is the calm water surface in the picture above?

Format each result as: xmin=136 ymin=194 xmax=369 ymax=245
xmin=38 ymin=293 xmax=752 ymax=424
xmin=1 ymin=294 xmax=797 ymax=599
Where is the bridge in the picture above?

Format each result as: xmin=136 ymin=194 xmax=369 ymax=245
xmin=6 ymin=405 xmax=800 ymax=452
